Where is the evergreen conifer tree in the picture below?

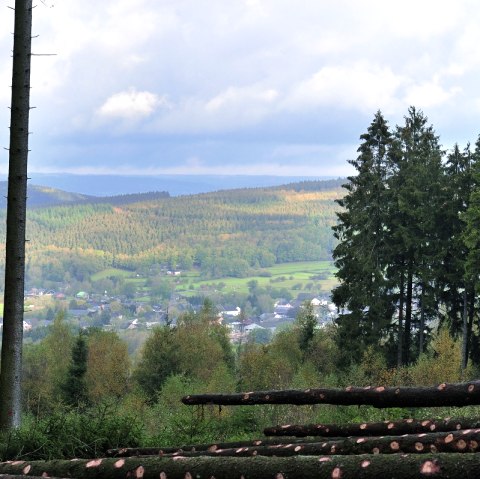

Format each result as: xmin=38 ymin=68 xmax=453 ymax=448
xmin=62 ymin=333 xmax=89 ymax=407
xmin=332 ymin=111 xmax=394 ymax=366
xmin=387 ymin=107 xmax=444 ymax=364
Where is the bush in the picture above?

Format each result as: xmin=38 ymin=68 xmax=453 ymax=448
xmin=0 ymin=402 xmax=144 ymax=461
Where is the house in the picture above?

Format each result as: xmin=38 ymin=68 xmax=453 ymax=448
xmin=221 ymin=306 xmax=241 ymax=318
xmin=274 ymin=301 xmax=294 ymax=316
xmin=127 ymin=318 xmax=140 ymax=330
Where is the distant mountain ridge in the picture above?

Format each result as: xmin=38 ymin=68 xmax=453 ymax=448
xmin=0 ymin=182 xmax=170 ymax=208
xmin=16 ymin=173 xmax=339 ymax=197
xmin=1 ymin=178 xmax=344 ymax=208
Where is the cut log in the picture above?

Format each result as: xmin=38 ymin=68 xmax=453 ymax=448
xmin=264 ymin=418 xmax=480 ymax=437
xmin=0 ymin=476 xmax=70 ymax=479
xmin=2 ymin=454 xmax=480 ymax=478
xmin=106 ymin=438 xmax=322 ymax=457
xmin=182 ymin=380 xmax=480 ymax=407
xmin=152 ymin=429 xmax=480 ymax=457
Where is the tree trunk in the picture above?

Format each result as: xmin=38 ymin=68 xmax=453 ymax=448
xmin=467 ymin=287 xmax=475 ymax=361
xmin=2 ymin=454 xmax=480 ymax=479
xmin=419 ymin=282 xmax=425 ymax=355
xmin=461 ymin=287 xmax=468 ymax=371
xmin=264 ymin=417 xmax=480 ymax=437
xmin=182 ymin=380 xmax=480 ymax=407
xmin=153 ymin=429 xmax=480 ymax=457
xmin=107 ymin=438 xmax=320 ymax=457
xmin=404 ymin=265 xmax=413 ymax=364
xmin=397 ymin=269 xmax=404 ymax=367
xmin=0 ymin=0 xmax=33 ymax=431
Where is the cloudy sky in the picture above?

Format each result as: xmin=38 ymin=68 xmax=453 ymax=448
xmin=1 ymin=0 xmax=479 ymax=178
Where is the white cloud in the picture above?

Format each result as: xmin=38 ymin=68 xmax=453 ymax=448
xmin=3 ymin=0 xmax=480 ymax=176
xmin=285 ymin=63 xmax=405 ymax=114
xmin=31 ymin=160 xmax=352 ymax=178
xmin=97 ymin=88 xmax=166 ymax=120
xmin=206 ymin=86 xmax=278 ymax=112
xmin=404 ymin=81 xmax=461 ymax=109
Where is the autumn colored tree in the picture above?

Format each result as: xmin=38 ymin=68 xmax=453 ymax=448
xmin=85 ymin=330 xmax=130 ymax=403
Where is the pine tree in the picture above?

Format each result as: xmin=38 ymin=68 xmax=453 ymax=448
xmin=332 ymin=111 xmax=394 ymax=366
xmin=387 ymin=107 xmax=444 ymax=364
xmin=461 ymin=136 xmax=480 ymax=364
xmin=61 ymin=333 xmax=89 ymax=407
xmin=440 ymin=143 xmax=477 ymax=368
xmin=295 ymin=301 xmax=317 ymax=356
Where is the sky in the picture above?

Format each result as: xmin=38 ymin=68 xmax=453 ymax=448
xmin=1 ymin=0 xmax=480 ymax=178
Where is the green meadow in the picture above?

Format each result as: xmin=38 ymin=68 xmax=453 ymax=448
xmin=90 ymin=261 xmax=337 ymax=300
xmin=179 ymin=261 xmax=337 ymax=297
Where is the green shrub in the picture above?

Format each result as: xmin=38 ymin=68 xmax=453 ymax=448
xmin=0 ymin=402 xmax=144 ymax=461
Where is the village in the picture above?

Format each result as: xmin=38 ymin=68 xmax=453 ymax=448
xmin=10 ymin=280 xmax=338 ymax=346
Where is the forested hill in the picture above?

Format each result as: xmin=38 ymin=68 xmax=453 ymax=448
xmin=0 ymin=182 xmax=170 ymax=208
xmin=0 ymin=179 xmax=344 ymax=282
xmin=0 ymin=182 xmax=92 ymax=208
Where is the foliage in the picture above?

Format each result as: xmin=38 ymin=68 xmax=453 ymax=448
xmin=295 ymin=301 xmax=317 ymax=355
xmin=0 ymin=181 xmax=343 ymax=286
xmin=407 ymin=327 xmax=475 ymax=385
xmin=22 ymin=312 xmax=74 ymax=412
xmin=332 ymin=107 xmax=480 ymax=370
xmin=133 ymin=300 xmax=235 ymax=400
xmin=61 ymin=332 xmax=88 ymax=407
xmin=85 ymin=330 xmax=130 ymax=403
xmin=0 ymin=403 xmax=143 ymax=461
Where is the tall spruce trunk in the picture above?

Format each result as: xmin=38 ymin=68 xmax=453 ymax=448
xmin=461 ymin=287 xmax=468 ymax=372
xmin=404 ymin=265 xmax=413 ymax=364
xmin=419 ymin=282 xmax=425 ymax=355
xmin=397 ymin=270 xmax=404 ymax=367
xmin=0 ymin=0 xmax=33 ymax=430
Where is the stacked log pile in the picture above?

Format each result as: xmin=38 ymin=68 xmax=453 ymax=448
xmin=3 ymin=381 xmax=480 ymax=478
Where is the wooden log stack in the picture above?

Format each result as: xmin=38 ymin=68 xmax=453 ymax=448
xmin=3 ymin=380 xmax=480 ymax=478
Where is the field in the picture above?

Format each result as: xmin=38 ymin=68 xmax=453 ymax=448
xmin=90 ymin=268 xmax=132 ymax=282
xmin=179 ymin=261 xmax=337 ymax=296
xmin=92 ymin=261 xmax=338 ymax=300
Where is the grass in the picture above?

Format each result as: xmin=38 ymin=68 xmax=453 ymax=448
xmin=91 ymin=268 xmax=133 ymax=282
xmin=90 ymin=261 xmax=337 ymax=300
xmin=179 ymin=261 xmax=337 ymax=297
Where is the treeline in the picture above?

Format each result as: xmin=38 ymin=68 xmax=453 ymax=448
xmin=332 ymin=107 xmax=480 ymax=369
xmin=0 ymin=181 xmax=341 ymax=286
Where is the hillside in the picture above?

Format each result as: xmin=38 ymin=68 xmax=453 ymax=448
xmin=0 ymin=182 xmax=92 ymax=208
xmin=21 ymin=173 xmax=339 ymax=197
xmin=0 ymin=182 xmax=170 ymax=209
xmin=0 ymin=179 xmax=344 ymax=285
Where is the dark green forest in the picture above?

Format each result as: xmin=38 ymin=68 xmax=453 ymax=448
xmin=332 ymin=107 xmax=480 ymax=370
xmin=0 ymin=180 xmax=342 ymax=287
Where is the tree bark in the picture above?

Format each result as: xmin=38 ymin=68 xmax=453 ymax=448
xmin=264 ymin=418 xmax=480 ymax=437
xmin=0 ymin=0 xmax=33 ymax=431
xmin=419 ymin=282 xmax=425 ymax=355
xmin=0 ymin=476 xmax=69 ymax=479
xmin=462 ymin=287 xmax=468 ymax=371
xmin=106 ymin=438 xmax=320 ymax=457
xmin=182 ymin=380 xmax=480 ymax=407
xmin=153 ymin=429 xmax=480 ymax=457
xmin=2 ymin=454 xmax=480 ymax=479
xmin=397 ymin=269 xmax=404 ymax=367
xmin=404 ymin=264 xmax=413 ymax=364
